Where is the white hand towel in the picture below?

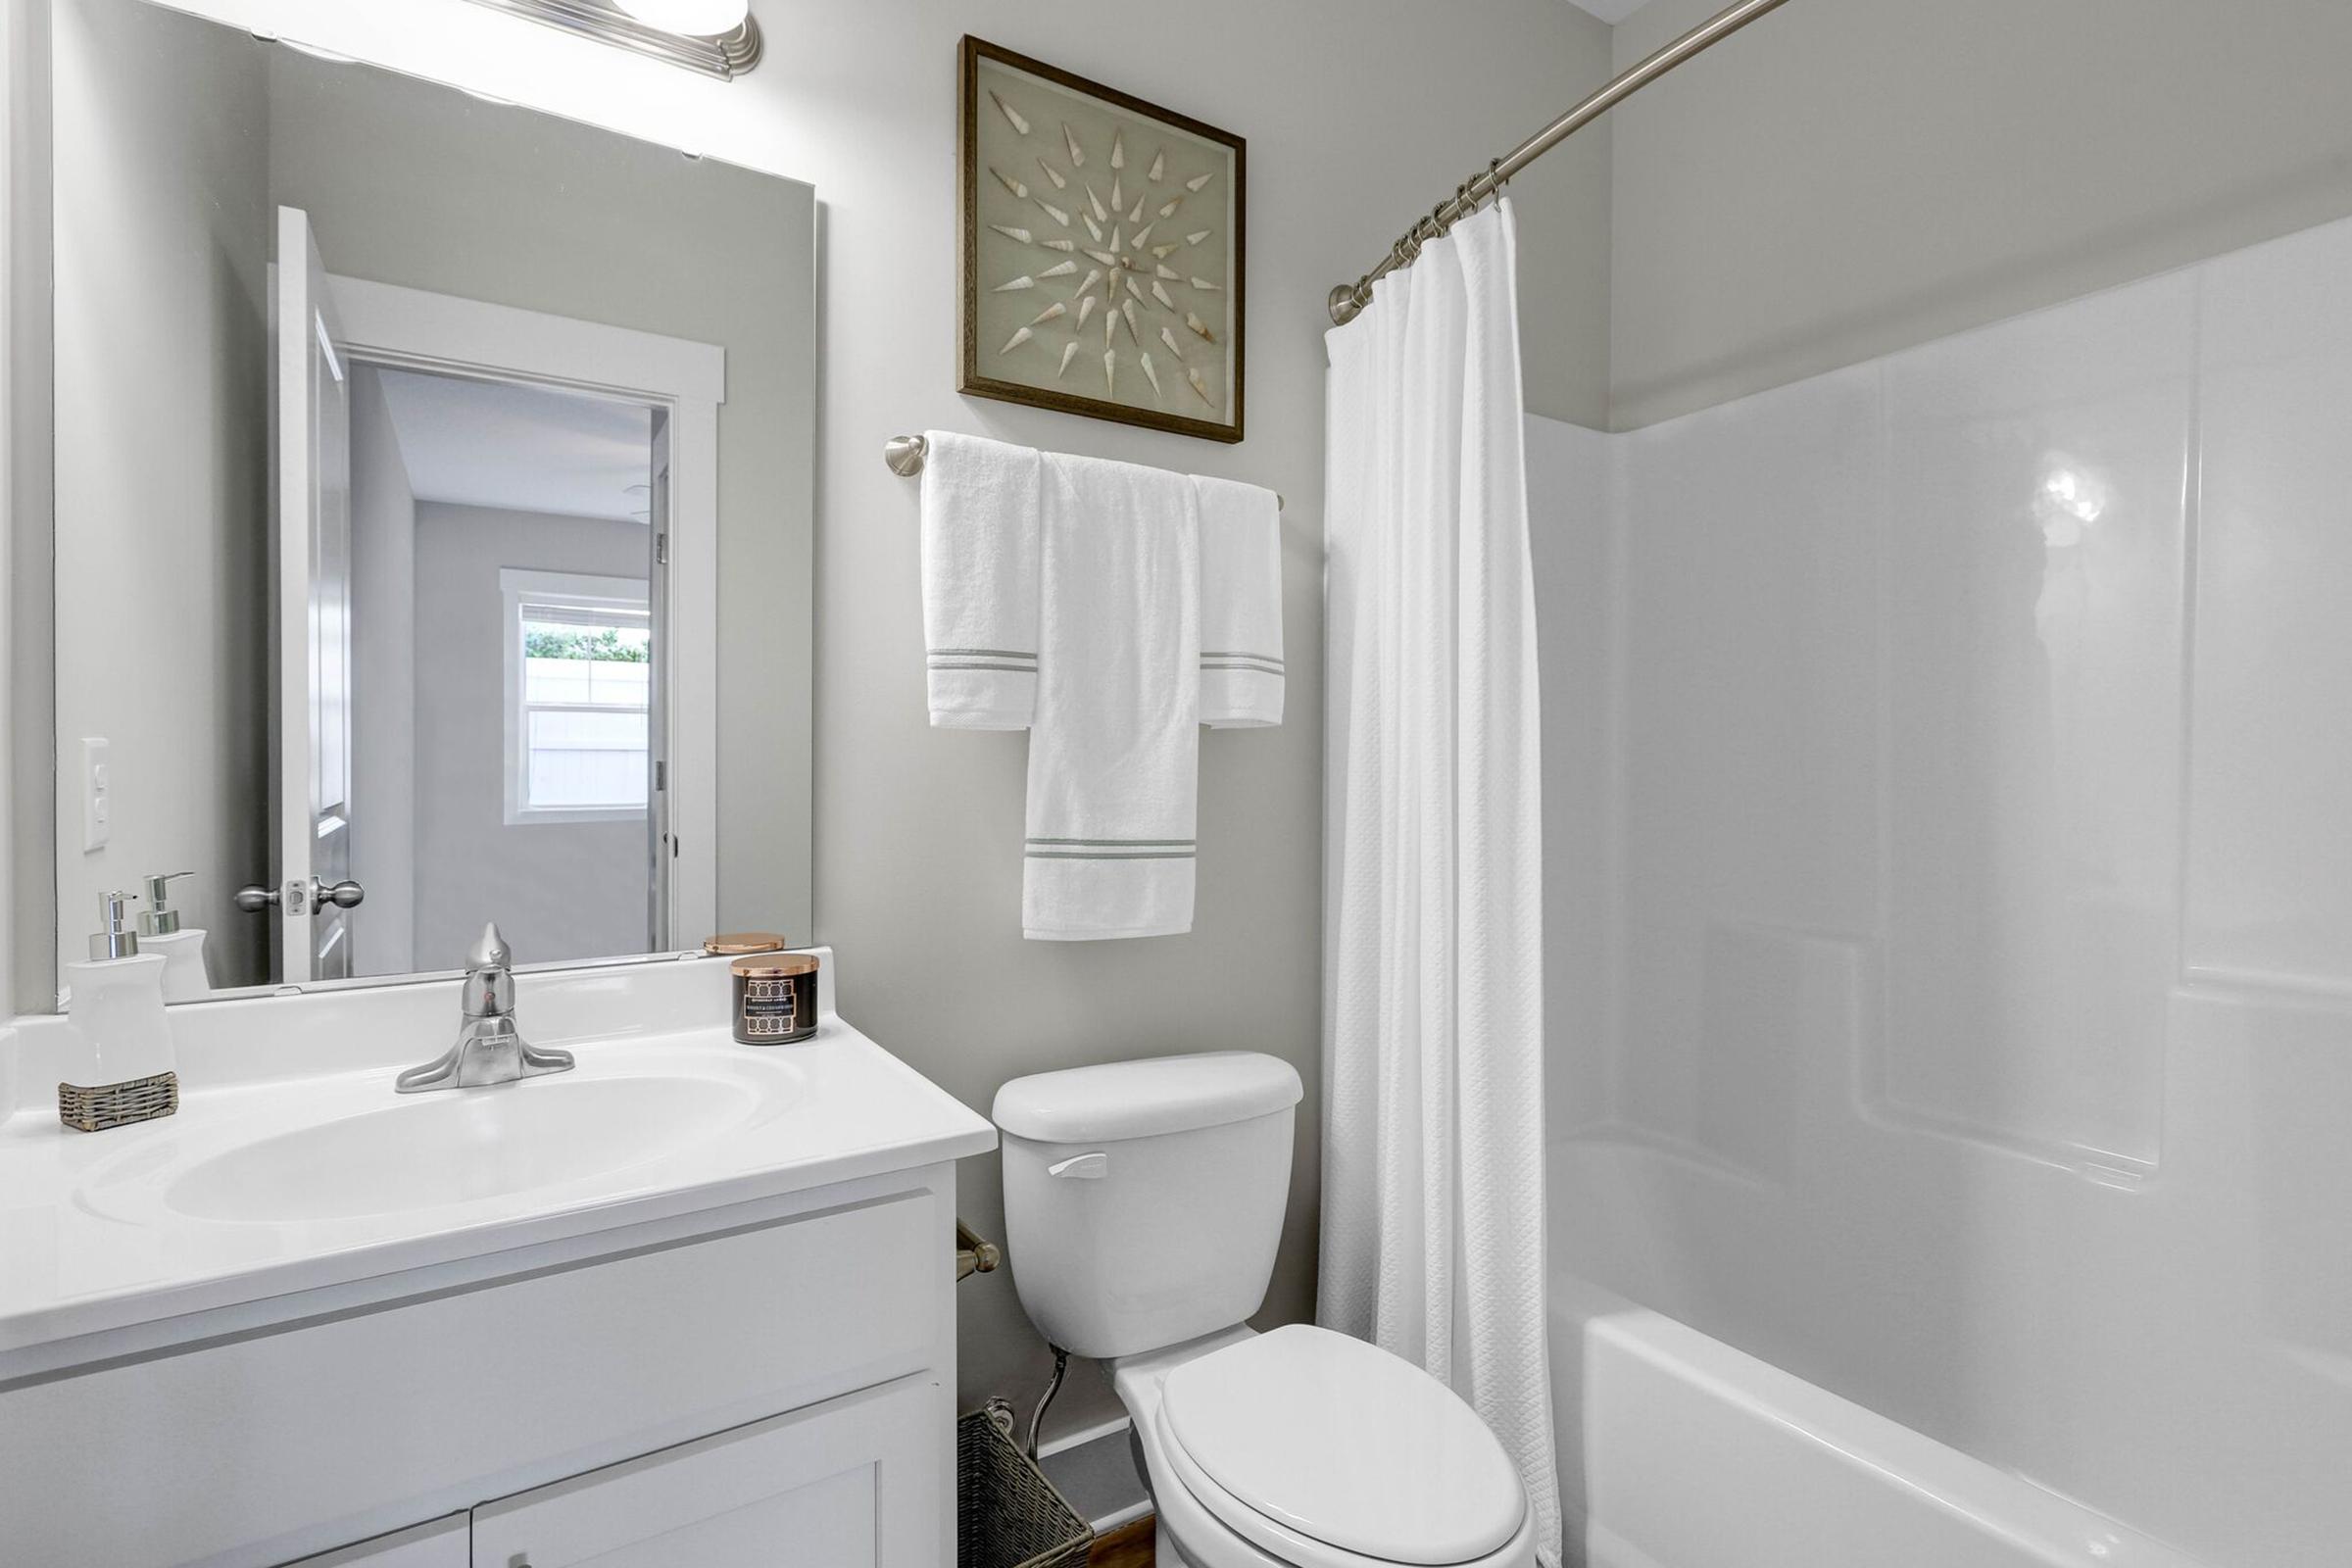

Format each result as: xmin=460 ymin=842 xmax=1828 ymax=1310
xmin=920 ymin=429 xmax=1042 ymax=729
xmin=1194 ymin=474 xmax=1285 ymax=728
xmin=1024 ymin=452 xmax=1200 ymax=940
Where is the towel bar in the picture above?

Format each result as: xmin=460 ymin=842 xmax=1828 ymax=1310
xmin=956 ymin=1219 xmax=1003 ymax=1282
xmin=886 ymin=433 xmax=1282 ymax=512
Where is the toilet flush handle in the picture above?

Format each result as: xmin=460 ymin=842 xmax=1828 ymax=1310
xmin=1047 ymin=1152 xmax=1108 ymax=1180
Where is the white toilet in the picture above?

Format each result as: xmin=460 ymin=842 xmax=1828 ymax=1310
xmin=994 ymin=1053 xmax=1535 ymax=1568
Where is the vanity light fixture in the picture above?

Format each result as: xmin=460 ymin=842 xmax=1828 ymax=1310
xmin=464 ymin=0 xmax=762 ymax=80
xmin=612 ymin=0 xmax=751 ymax=34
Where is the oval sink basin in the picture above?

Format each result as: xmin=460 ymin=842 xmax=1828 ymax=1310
xmin=165 ymin=1074 xmax=760 ymax=1223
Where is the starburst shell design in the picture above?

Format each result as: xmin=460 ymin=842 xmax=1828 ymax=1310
xmin=982 ymin=86 xmax=1228 ymax=416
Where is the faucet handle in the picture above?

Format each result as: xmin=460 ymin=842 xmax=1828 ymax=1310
xmin=466 ymin=921 xmax=513 ymax=974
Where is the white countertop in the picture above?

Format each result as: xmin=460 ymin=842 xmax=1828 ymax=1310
xmin=0 ymin=952 xmax=995 ymax=1355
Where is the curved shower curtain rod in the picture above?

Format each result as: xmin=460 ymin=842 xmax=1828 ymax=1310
xmin=1326 ymin=0 xmax=1798 ymax=326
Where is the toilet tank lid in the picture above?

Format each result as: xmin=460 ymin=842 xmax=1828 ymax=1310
xmin=993 ymin=1052 xmax=1302 ymax=1143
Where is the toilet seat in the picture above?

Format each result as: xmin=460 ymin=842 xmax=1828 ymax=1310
xmin=1154 ymin=1324 xmax=1527 ymax=1568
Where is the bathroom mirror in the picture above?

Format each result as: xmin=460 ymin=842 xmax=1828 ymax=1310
xmin=16 ymin=0 xmax=815 ymax=1008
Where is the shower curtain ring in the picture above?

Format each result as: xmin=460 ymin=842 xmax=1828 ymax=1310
xmin=1486 ymin=157 xmax=1508 ymax=207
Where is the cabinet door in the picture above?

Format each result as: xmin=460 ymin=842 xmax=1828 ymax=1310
xmin=282 ymin=1513 xmax=468 ymax=1567
xmin=470 ymin=1376 xmax=945 ymax=1568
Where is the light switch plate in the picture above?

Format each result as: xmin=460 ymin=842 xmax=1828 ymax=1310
xmin=80 ymin=737 xmax=110 ymax=854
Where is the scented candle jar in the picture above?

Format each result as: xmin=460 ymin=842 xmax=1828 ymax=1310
xmin=729 ymin=953 xmax=819 ymax=1044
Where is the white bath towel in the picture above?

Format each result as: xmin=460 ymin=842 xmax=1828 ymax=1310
xmin=1194 ymin=474 xmax=1285 ymax=727
xmin=919 ymin=429 xmax=1042 ymax=729
xmin=1024 ymin=451 xmax=1201 ymax=940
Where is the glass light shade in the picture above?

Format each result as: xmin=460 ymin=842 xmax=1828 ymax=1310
xmin=612 ymin=0 xmax=749 ymax=35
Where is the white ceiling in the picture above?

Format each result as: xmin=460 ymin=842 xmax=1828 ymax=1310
xmin=373 ymin=368 xmax=654 ymax=524
xmin=1565 ymin=0 xmax=1648 ymax=24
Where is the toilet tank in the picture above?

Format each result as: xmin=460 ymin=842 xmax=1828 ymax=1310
xmin=993 ymin=1053 xmax=1303 ymax=1360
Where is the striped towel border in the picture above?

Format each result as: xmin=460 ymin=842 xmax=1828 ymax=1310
xmin=929 ymin=647 xmax=1039 ymax=673
xmin=1200 ymin=649 xmax=1285 ymax=677
xmin=1025 ymin=837 xmax=1198 ymax=860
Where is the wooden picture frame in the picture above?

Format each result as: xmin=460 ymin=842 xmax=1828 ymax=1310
xmin=958 ymin=36 xmax=1246 ymax=443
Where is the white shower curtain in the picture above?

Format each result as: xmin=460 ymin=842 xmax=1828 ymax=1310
xmin=1320 ymin=198 xmax=1559 ymax=1566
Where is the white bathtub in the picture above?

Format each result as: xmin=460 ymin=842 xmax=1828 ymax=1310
xmin=1548 ymin=1276 xmax=2201 ymax=1568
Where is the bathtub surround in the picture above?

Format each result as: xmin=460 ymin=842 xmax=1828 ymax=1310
xmin=1532 ymin=209 xmax=2352 ymax=1568
xmin=1323 ymin=200 xmax=1559 ymax=1566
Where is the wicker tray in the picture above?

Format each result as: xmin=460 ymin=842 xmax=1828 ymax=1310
xmin=957 ymin=1409 xmax=1094 ymax=1568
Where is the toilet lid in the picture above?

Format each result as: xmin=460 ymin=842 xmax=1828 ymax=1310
xmin=1159 ymin=1324 xmax=1526 ymax=1565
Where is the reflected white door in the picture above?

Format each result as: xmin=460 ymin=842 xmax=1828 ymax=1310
xmin=275 ymin=206 xmax=358 ymax=982
xmin=647 ymin=410 xmax=671 ymax=951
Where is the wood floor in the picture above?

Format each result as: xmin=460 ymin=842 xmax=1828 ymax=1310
xmin=1089 ymin=1515 xmax=1154 ymax=1567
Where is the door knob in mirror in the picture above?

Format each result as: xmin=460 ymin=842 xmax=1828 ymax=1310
xmin=234 ymin=878 xmax=364 ymax=914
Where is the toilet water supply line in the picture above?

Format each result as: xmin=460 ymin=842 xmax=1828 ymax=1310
xmin=1028 ymin=1346 xmax=1071 ymax=1463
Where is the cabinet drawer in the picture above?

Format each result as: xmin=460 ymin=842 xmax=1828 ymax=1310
xmin=472 ymin=1376 xmax=948 ymax=1567
xmin=2 ymin=1188 xmax=944 ymax=1568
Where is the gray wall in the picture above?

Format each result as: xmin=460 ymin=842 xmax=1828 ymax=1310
xmin=1606 ymin=0 xmax=2352 ymax=428
xmin=264 ymin=50 xmax=815 ymax=947
xmin=348 ymin=365 xmax=416 ymax=978
xmin=785 ymin=0 xmax=1615 ymax=1439
xmin=49 ymin=0 xmax=268 ymax=990
xmin=410 ymin=502 xmax=650 ymax=973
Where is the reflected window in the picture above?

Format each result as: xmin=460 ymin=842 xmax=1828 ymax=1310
xmin=501 ymin=570 xmax=653 ymax=823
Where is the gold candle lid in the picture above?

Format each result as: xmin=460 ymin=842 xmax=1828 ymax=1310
xmin=705 ymin=932 xmax=786 ymax=956
xmin=730 ymin=954 xmax=820 ymax=978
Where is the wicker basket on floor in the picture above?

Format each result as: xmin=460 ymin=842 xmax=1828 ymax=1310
xmin=957 ymin=1409 xmax=1094 ymax=1568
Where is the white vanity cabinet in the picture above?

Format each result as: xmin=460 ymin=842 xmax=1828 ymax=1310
xmin=0 ymin=965 xmax=995 ymax=1568
xmin=5 ymin=1165 xmax=959 ymax=1568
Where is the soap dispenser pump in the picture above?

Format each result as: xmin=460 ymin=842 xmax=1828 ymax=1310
xmin=137 ymin=870 xmax=214 ymax=1003
xmin=59 ymin=891 xmax=178 ymax=1132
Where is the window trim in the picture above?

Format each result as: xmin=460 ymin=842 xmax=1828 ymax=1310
xmin=501 ymin=567 xmax=653 ymax=827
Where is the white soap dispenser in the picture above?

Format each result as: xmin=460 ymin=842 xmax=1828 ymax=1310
xmin=137 ymin=870 xmax=214 ymax=1003
xmin=58 ymin=890 xmax=178 ymax=1132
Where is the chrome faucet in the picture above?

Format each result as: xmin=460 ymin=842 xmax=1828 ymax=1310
xmin=394 ymin=923 xmax=575 ymax=1093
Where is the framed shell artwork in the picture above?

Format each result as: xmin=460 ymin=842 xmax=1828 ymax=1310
xmin=958 ymin=36 xmax=1246 ymax=443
